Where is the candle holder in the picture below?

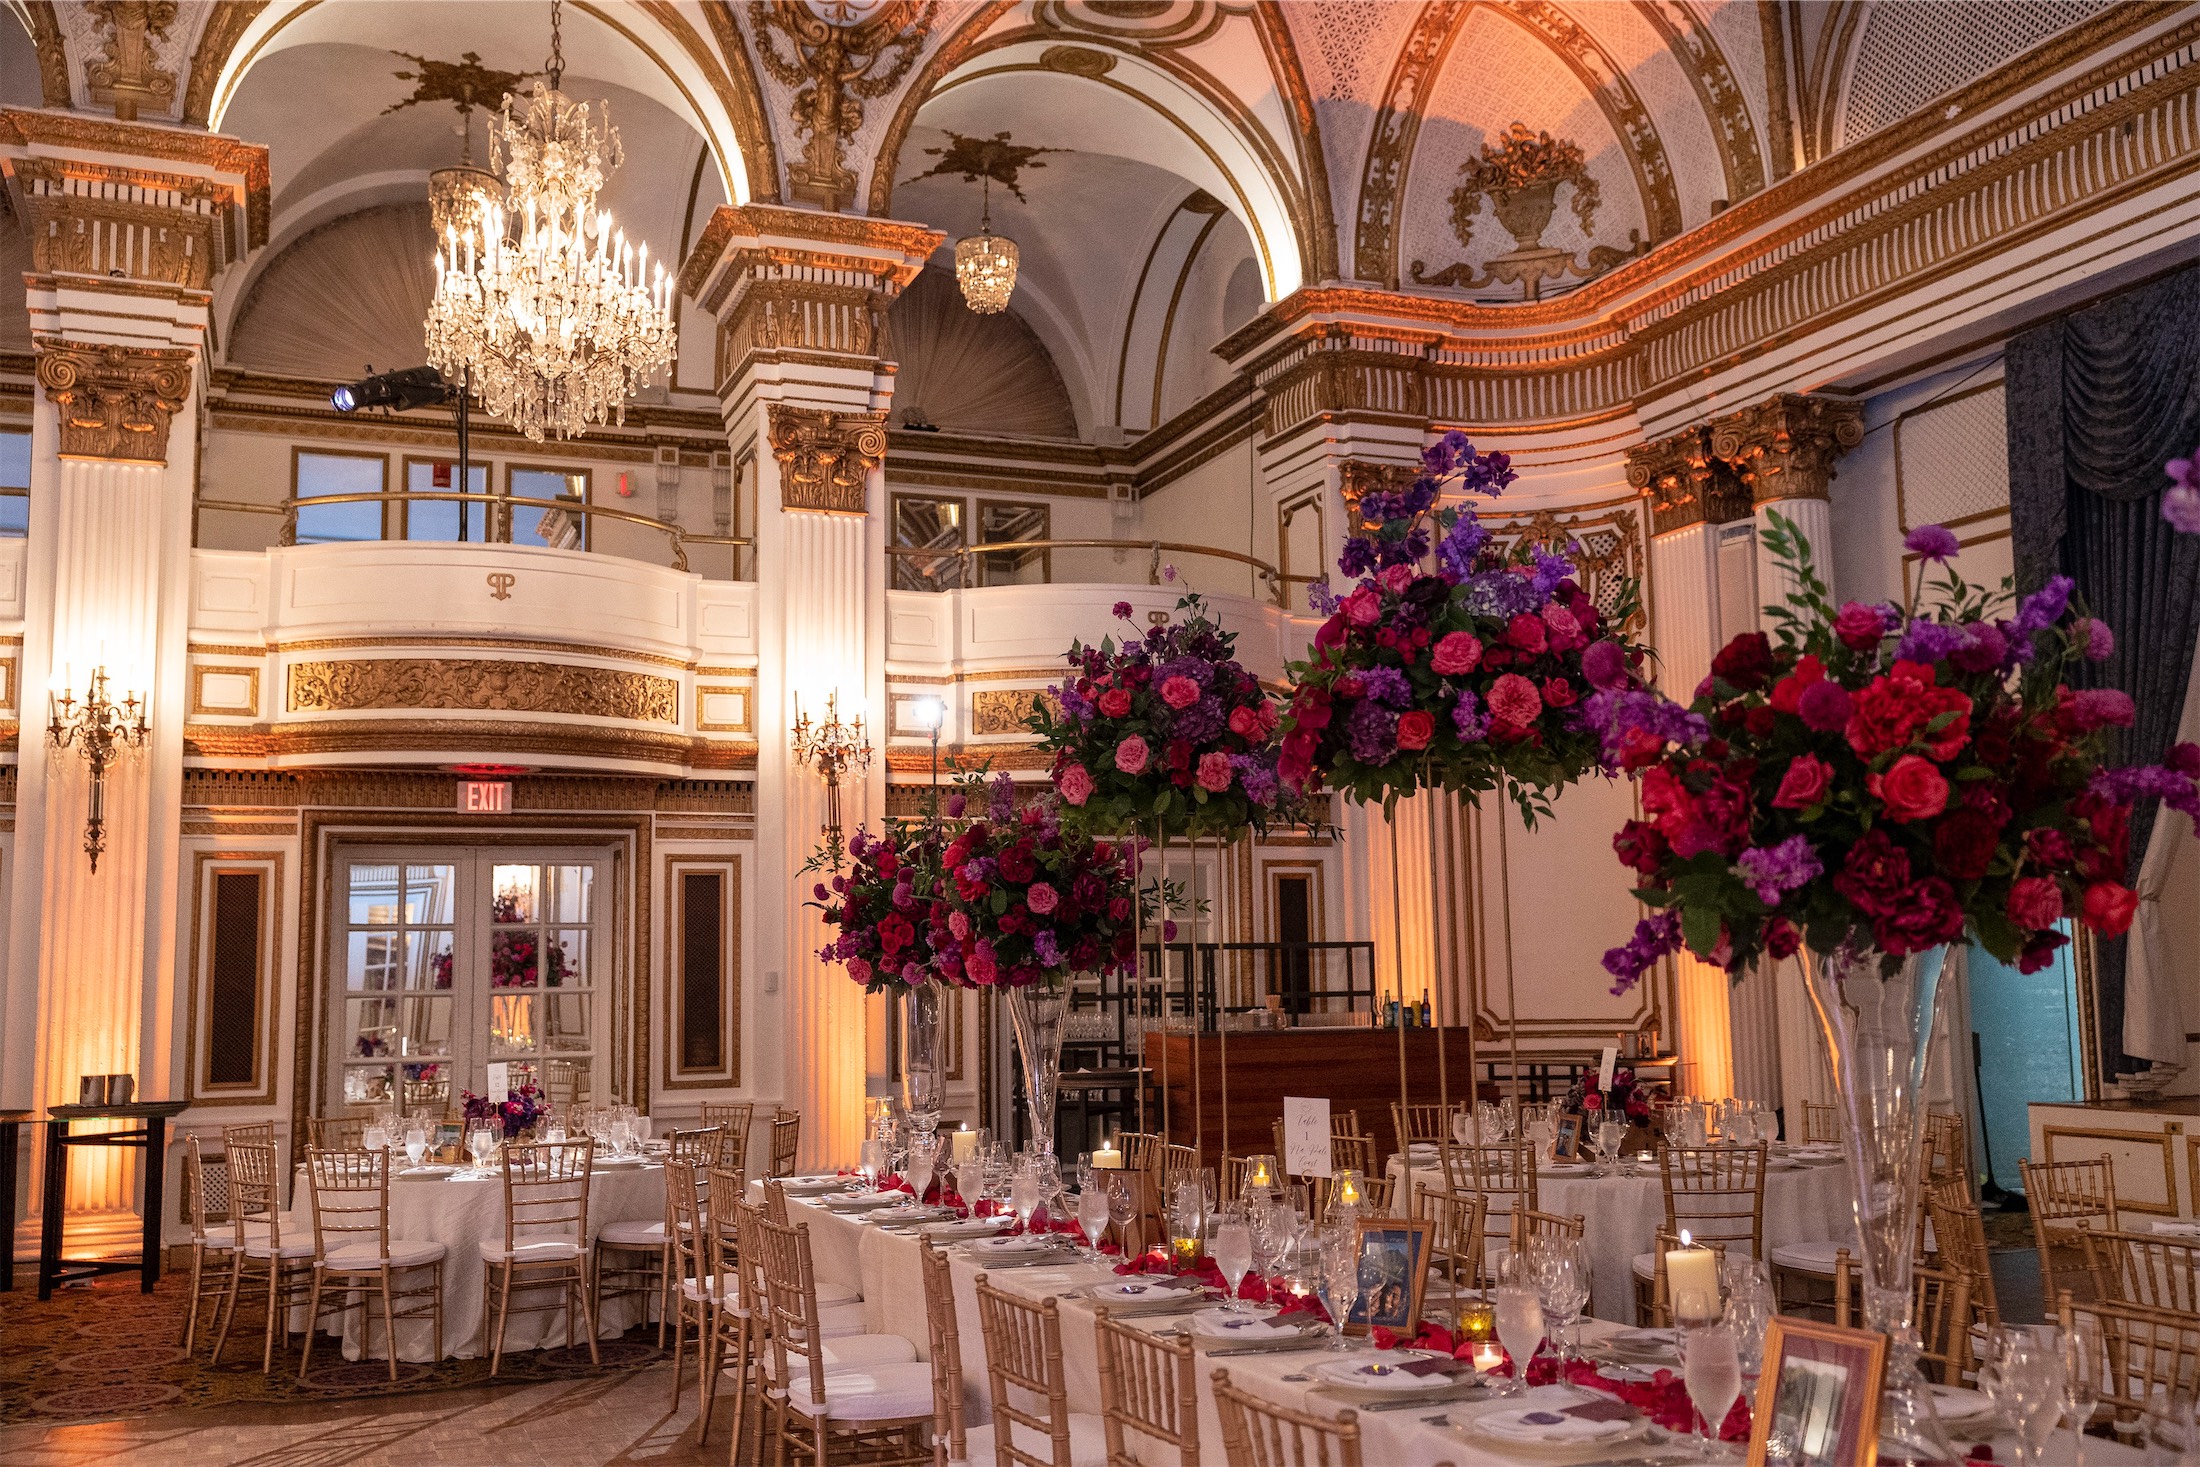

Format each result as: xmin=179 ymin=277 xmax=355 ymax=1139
xmin=48 ymin=667 xmax=149 ymax=873
xmin=792 ymin=690 xmax=872 ymax=867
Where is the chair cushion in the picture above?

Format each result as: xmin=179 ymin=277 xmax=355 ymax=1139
xmin=1771 ymin=1240 xmax=1846 ymax=1274
xmin=480 ymin=1238 xmax=585 ymax=1265
xmin=598 ymin=1220 xmax=667 ymax=1247
xmin=1632 ymin=1251 xmax=1656 ymax=1280
xmin=781 ymin=1360 xmax=935 ymax=1423
xmin=681 ymin=1271 xmax=739 ymax=1304
xmin=819 ymin=1300 xmax=867 ymax=1339
xmin=242 ymin=1234 xmax=316 ymax=1260
xmin=814 ymin=1279 xmax=860 ymax=1306
xmin=965 ymin=1412 xmax=1109 ymax=1467
xmin=320 ymin=1239 xmax=447 ymax=1270
xmin=763 ymin=1333 xmax=918 ymax=1377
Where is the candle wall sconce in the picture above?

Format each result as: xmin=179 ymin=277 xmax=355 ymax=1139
xmin=792 ymin=690 xmax=872 ymax=867
xmin=48 ymin=667 xmax=148 ymax=873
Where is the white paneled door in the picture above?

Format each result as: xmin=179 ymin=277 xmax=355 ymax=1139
xmin=330 ymin=846 xmax=614 ymax=1116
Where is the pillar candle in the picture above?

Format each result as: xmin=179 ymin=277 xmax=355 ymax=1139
xmin=1091 ymin=1145 xmax=1123 ymax=1169
xmin=952 ymin=1128 xmax=977 ymax=1163
xmin=1665 ymin=1235 xmax=1720 ymax=1317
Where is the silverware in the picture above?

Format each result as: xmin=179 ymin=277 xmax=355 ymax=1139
xmin=1360 ymin=1387 xmax=1484 ymax=1412
xmin=1206 ymin=1340 xmax=1330 ymax=1358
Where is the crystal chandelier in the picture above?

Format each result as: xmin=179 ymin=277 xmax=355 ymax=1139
xmin=954 ymin=176 xmax=1018 ymax=314
xmin=425 ymin=0 xmax=675 ymax=441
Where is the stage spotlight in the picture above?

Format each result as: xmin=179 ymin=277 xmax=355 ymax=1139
xmin=331 ymin=365 xmax=451 ymax=414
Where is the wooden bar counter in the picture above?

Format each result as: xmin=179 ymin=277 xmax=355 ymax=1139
xmin=1150 ymin=1027 xmax=1481 ymax=1167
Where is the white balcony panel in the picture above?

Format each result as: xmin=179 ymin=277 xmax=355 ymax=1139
xmin=190 ymin=550 xmax=272 ymax=634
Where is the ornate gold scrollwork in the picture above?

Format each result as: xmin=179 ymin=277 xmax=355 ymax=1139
xmin=767 ymin=404 xmax=887 ymax=515
xmin=1709 ymin=394 xmax=1865 ymax=506
xmin=285 ymin=660 xmax=681 ymax=724
xmin=749 ymin=0 xmax=935 ymax=212
xmin=1626 ymin=427 xmax=1752 ymax=536
xmin=34 ymin=338 xmax=193 ymax=464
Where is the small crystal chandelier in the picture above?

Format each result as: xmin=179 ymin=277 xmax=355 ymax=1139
xmin=425 ymin=0 xmax=675 ymax=441
xmin=955 ymin=177 xmax=1018 ymax=315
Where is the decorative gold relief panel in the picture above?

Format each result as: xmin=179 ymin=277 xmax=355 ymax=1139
xmin=970 ymin=687 xmax=1056 ymax=737
xmin=285 ymin=660 xmax=681 ymax=724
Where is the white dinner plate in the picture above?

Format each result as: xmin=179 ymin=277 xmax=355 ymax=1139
xmin=965 ymin=1233 xmax=1071 ymax=1260
xmin=872 ymin=1202 xmax=950 ymax=1224
xmin=822 ymin=1189 xmax=905 ymax=1211
xmin=1185 ymin=1308 xmax=1321 ymax=1343
xmin=922 ymin=1217 xmax=1010 ymax=1240
xmin=1087 ymin=1279 xmax=1215 ymax=1314
xmin=593 ymin=1156 xmax=649 ymax=1169
xmin=1598 ymin=1328 xmax=1679 ymax=1363
xmin=396 ymin=1163 xmax=456 ymax=1177
xmin=779 ymin=1175 xmax=852 ymax=1196
xmin=1307 ymin=1351 xmax=1463 ymax=1398
xmin=1461 ymin=1401 xmax=1645 ymax=1456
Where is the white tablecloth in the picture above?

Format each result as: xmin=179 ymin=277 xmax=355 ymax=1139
xmin=288 ymin=1161 xmax=668 ymax=1361
xmin=774 ymin=1188 xmax=2127 ymax=1466
xmin=1384 ymin=1152 xmax=1858 ymax=1323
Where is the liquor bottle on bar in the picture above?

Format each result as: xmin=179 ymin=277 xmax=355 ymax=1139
xmin=1419 ymin=990 xmax=1431 ymax=1027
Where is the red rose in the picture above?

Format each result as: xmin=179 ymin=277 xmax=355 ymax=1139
xmin=1541 ymin=677 xmax=1577 ymax=709
xmin=2006 ymin=876 xmax=2064 ymax=930
xmin=1869 ymin=755 xmax=1949 ymax=822
xmin=1769 ymin=655 xmax=1826 ymax=715
xmin=2083 ymin=881 xmax=2138 ymax=937
xmin=1711 ymin=632 xmax=1775 ymax=691
xmin=1396 ymin=710 xmax=1435 ymax=750
xmin=1834 ymin=829 xmax=1913 ymax=919
xmin=2018 ymin=929 xmax=2070 ymax=974
xmin=1773 ymin=754 xmax=1834 ymax=810
xmin=1344 ymin=588 xmax=1381 ymax=627
xmin=1506 ymin=614 xmax=1548 ymax=654
xmin=1931 ymin=807 xmax=2001 ymax=881
xmin=1098 ymin=688 xmax=1133 ymax=719
xmin=1744 ymin=704 xmax=1777 ymax=738
xmin=1228 ymin=705 xmax=1261 ymax=738
xmin=1833 ymin=601 xmax=1887 ymax=650
xmin=1875 ymin=876 xmax=1965 ymax=955
xmin=1160 ymin=675 xmax=1200 ymax=710
xmin=2025 ymin=827 xmax=2076 ymax=868
xmin=1614 ymin=819 xmax=1669 ymax=875
xmin=1766 ymin=917 xmax=1801 ymax=960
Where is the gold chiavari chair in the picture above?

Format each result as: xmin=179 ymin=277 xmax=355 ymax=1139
xmin=695 ymin=1167 xmax=773 ymax=1445
xmin=2022 ymin=1157 xmax=2118 ymax=1305
xmin=481 ymin=1137 xmax=597 ymax=1375
xmin=299 ymin=1146 xmax=447 ymax=1381
xmin=1834 ymin=1257 xmax=1973 ymax=1383
xmin=756 ymin=1213 xmax=933 ymax=1467
xmin=1513 ymin=1209 xmax=1586 ymax=1251
xmin=211 ymin=1138 xmax=315 ymax=1373
xmin=1120 ymin=1132 xmax=1165 ymax=1176
xmin=220 ymin=1120 xmax=275 ymax=1151
xmin=2058 ymin=1289 xmax=2200 ymax=1439
xmin=1095 ymin=1304 xmax=1202 ymax=1466
xmin=2079 ymin=1225 xmax=2200 ymax=1314
xmin=1442 ymin=1141 xmax=1535 ymax=1269
xmin=1924 ymin=1110 xmax=1968 ymax=1181
xmin=1211 ymin=1368 xmax=1363 ymax=1467
xmin=593 ymin=1177 xmax=674 ymax=1349
xmin=1389 ymin=1101 xmax=1457 ymax=1154
xmin=309 ymin=1115 xmax=364 ymax=1151
xmin=669 ymin=1125 xmax=723 ymax=1168
xmin=702 ymin=1101 xmax=756 ymax=1171
xmin=541 ymin=1057 xmax=589 ymax=1112
xmin=402 ymin=1076 xmax=450 ymax=1117
xmin=1159 ymin=1143 xmax=1201 ymax=1194
xmin=921 ymin=1238 xmax=972 ymax=1464
xmin=1643 ymin=1227 xmax=1732 ymax=1329
xmin=665 ymin=1159 xmax=714 ymax=1415
xmin=970 ymin=1276 xmax=1109 ymax=1466
xmin=1309 ymin=1171 xmax=1396 ymax=1225
xmin=1924 ymin=1174 xmax=2000 ymax=1332
xmin=1800 ymin=1100 xmax=1841 ymax=1144
xmin=1413 ymin=1184 xmax=1489 ymax=1306
xmin=180 ymin=1136 xmax=242 ymax=1354
xmin=769 ymin=1109 xmax=802 ymax=1178
xmin=1637 ymin=1143 xmax=1765 ymax=1322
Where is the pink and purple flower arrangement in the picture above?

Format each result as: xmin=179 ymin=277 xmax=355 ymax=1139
xmin=1029 ymin=593 xmax=1287 ymax=838
xmin=1278 ymin=431 xmax=1645 ymax=820
xmin=1588 ymin=512 xmax=2200 ymax=992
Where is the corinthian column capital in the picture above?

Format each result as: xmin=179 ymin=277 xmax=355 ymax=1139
xmin=1627 ymin=426 xmax=1753 ymax=536
xmin=766 ymin=404 xmax=887 ymax=516
xmin=33 ymin=336 xmax=193 ymax=464
xmin=1708 ymin=392 xmax=1864 ymax=506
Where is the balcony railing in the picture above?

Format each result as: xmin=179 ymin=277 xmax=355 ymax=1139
xmin=888 ymin=538 xmax=1287 ymax=605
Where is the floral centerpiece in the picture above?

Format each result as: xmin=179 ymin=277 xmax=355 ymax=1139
xmin=430 ymin=893 xmax=571 ymax=988
xmin=1028 ymin=593 xmax=1287 ymax=838
xmin=1562 ymin=1065 xmax=1663 ymax=1130
xmin=1583 ymin=512 xmax=2200 ymax=1457
xmin=939 ymin=774 xmax=1140 ymax=1157
xmin=461 ymin=1082 xmax=543 ymax=1141
xmin=1279 ymin=432 xmax=1645 ymax=821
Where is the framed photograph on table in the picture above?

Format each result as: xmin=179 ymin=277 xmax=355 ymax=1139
xmin=1745 ymin=1317 xmax=1886 ymax=1467
xmin=1553 ymin=1114 xmax=1583 ymax=1160
xmin=1345 ymin=1217 xmax=1431 ymax=1336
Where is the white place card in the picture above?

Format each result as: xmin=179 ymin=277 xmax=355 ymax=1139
xmin=1283 ymin=1096 xmax=1331 ymax=1178
xmin=1598 ymin=1046 xmax=1618 ymax=1090
xmin=486 ymin=1061 xmax=510 ymax=1100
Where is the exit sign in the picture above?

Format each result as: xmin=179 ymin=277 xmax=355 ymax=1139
xmin=457 ymin=780 xmax=512 ymax=813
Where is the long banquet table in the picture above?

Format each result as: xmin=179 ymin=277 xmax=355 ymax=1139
xmin=776 ymin=1184 xmax=2133 ymax=1466
xmin=1384 ymin=1149 xmax=1858 ymax=1323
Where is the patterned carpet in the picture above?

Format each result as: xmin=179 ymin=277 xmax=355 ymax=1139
xmin=0 ymin=1272 xmax=671 ymax=1427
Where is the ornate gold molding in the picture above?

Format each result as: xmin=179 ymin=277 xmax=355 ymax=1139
xmin=969 ymin=687 xmax=1056 ymax=737
xmin=1626 ymin=427 xmax=1751 ymax=536
xmin=768 ymin=404 xmax=885 ymax=515
xmin=34 ymin=338 xmax=192 ymax=463
xmin=0 ymin=107 xmax=272 ymax=253
xmin=285 ymin=660 xmax=681 ymax=724
xmin=1709 ymin=394 xmax=1864 ymax=507
xmin=83 ymin=1 xmax=179 ymax=122
xmin=1336 ymin=459 xmax=1416 ymax=533
xmin=749 ymin=0 xmax=935 ymax=212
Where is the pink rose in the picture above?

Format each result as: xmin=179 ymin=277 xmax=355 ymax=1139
xmin=1196 ymin=751 xmax=1233 ymax=792
xmin=1834 ymin=601 xmax=1887 ymax=650
xmin=1344 ymin=588 xmax=1381 ymax=627
xmin=1115 ymin=735 xmax=1151 ymax=775
xmin=1487 ymin=673 xmax=1541 ymax=727
xmin=1026 ymin=882 xmax=1059 ymax=914
xmin=1505 ymin=614 xmax=1548 ymax=654
xmin=1160 ymin=675 xmax=1200 ymax=710
xmin=1396 ymin=710 xmax=1435 ymax=750
xmin=948 ymin=911 xmax=971 ymax=941
xmin=1056 ymin=763 xmax=1095 ymax=806
xmin=1379 ymin=564 xmax=1414 ymax=594
xmin=847 ymin=957 xmax=873 ymax=984
xmin=1772 ymin=754 xmax=1834 ymax=809
xmin=1540 ymin=677 xmax=1576 ymax=708
xmin=1432 ymin=633 xmax=1483 ymax=676
xmin=1541 ymin=603 xmax=1585 ymax=650
xmin=2006 ymin=876 xmax=2064 ymax=931
xmin=1867 ymin=754 xmax=1949 ymax=822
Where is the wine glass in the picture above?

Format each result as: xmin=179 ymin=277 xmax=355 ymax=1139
xmin=1010 ymin=1162 xmax=1044 ymax=1233
xmin=2149 ymin=1387 xmax=2200 ymax=1464
xmin=1213 ymin=1204 xmax=1254 ymax=1311
xmin=1078 ymin=1183 xmax=1113 ymax=1259
xmin=1539 ymin=1242 xmax=1590 ymax=1365
xmin=467 ymin=1125 xmax=498 ymax=1175
xmin=1492 ymin=1283 xmax=1543 ymax=1395
xmin=403 ymin=1125 xmax=429 ymax=1170
xmin=1595 ymin=1119 xmax=1625 ymax=1176
xmin=1107 ymin=1176 xmax=1134 ymax=1253
xmin=1681 ymin=1322 xmax=1743 ymax=1458
xmin=1319 ymin=1228 xmax=1362 ymax=1350
xmin=2059 ymin=1315 xmax=2099 ymax=1467
xmin=1248 ymin=1198 xmax=1288 ymax=1298
xmin=2001 ymin=1334 xmax=2067 ymax=1467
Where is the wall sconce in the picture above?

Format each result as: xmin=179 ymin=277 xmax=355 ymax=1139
xmin=48 ymin=667 xmax=149 ymax=873
xmin=792 ymin=691 xmax=872 ymax=866
xmin=909 ymin=694 xmax=945 ymax=833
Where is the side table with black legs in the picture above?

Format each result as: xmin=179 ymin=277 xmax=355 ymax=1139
xmin=0 ymin=1110 xmax=29 ymax=1292
xmin=37 ymin=1102 xmax=189 ymax=1300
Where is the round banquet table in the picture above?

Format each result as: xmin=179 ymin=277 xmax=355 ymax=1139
xmin=286 ymin=1159 xmax=668 ymax=1361
xmin=1384 ymin=1149 xmax=1857 ymax=1323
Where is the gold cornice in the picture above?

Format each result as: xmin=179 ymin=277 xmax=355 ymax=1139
xmin=183 ymin=719 xmax=760 ymax=770
xmin=0 ymin=106 xmax=270 ymax=249
xmin=678 ymin=202 xmax=947 ymax=302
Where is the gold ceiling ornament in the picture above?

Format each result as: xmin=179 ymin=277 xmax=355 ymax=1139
xmin=908 ymin=131 xmax=1059 ymax=315
xmin=752 ymin=0 xmax=935 ymax=213
xmin=386 ymin=49 xmax=535 ymax=240
xmin=83 ymin=1 xmax=178 ymax=122
xmin=424 ymin=0 xmax=676 ymax=442
xmin=1410 ymin=121 xmax=1646 ymax=301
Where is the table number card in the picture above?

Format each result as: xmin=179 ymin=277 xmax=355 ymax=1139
xmin=486 ymin=1061 xmax=510 ymax=1100
xmin=1598 ymin=1046 xmax=1618 ymax=1090
xmin=1283 ymin=1096 xmax=1331 ymax=1178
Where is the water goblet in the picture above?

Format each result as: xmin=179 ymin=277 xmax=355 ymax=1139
xmin=1491 ymin=1283 xmax=1543 ymax=1394
xmin=1106 ymin=1176 xmax=1134 ymax=1251
xmin=404 ymin=1127 xmax=429 ymax=1169
xmin=1077 ymin=1183 xmax=1113 ymax=1259
xmin=1010 ymin=1163 xmax=1044 ymax=1233
xmin=2060 ymin=1315 xmax=2099 ymax=1467
xmin=1213 ymin=1204 xmax=1254 ymax=1310
xmin=1681 ymin=1322 xmax=1743 ymax=1459
xmin=1319 ymin=1227 xmax=1363 ymax=1350
xmin=1539 ymin=1243 xmax=1590 ymax=1365
xmin=362 ymin=1122 xmax=389 ymax=1154
xmin=467 ymin=1125 xmax=498 ymax=1175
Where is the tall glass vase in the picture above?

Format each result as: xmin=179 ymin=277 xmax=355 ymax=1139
xmin=1006 ymin=981 xmax=1069 ymax=1161
xmin=903 ymin=983 xmax=945 ymax=1138
xmin=1797 ymin=938 xmax=1955 ymax=1464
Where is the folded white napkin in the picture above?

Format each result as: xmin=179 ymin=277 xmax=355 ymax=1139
xmin=1191 ymin=1311 xmax=1306 ymax=1341
xmin=2150 ymin=1219 xmax=2200 ymax=1238
xmin=1472 ymin=1403 xmax=1637 ymax=1443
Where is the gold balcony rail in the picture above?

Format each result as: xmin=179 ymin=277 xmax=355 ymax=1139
xmin=887 ymin=538 xmax=1285 ymax=605
xmin=238 ymin=490 xmax=755 ymax=578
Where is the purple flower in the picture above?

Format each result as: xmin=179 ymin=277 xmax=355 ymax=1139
xmin=1308 ymin=580 xmax=1338 ymax=614
xmin=1904 ymin=524 xmax=1961 ymax=563
xmin=1337 ymin=537 xmax=1377 ymax=578
xmin=1733 ymin=835 xmax=1823 ymax=906
xmin=1797 ymin=679 xmax=1852 ymax=733
xmin=1530 ymin=547 xmax=1576 ymax=597
xmin=1602 ymin=911 xmax=1684 ymax=995
xmin=1574 ymin=689 xmax=1709 ymax=769
xmin=2014 ymin=575 xmax=2074 ymax=638
xmin=1230 ymin=753 xmax=1280 ymax=807
xmin=1582 ymin=640 xmax=1628 ymax=691
xmin=2077 ymin=617 xmax=2116 ymax=661
xmin=1162 ymin=563 xmax=1178 ymax=583
xmin=1459 ymin=569 xmax=1541 ymax=620
xmin=947 ymin=793 xmax=967 ymax=818
xmin=1359 ymin=665 xmax=1413 ymax=708
xmin=1170 ymin=694 xmax=1225 ymax=745
xmin=1345 ymin=699 xmax=1399 ymax=764
xmin=1112 ymin=600 xmax=1134 ymax=620
xmin=1435 ymin=516 xmax=1491 ymax=583
xmin=1452 ymin=689 xmax=1489 ymax=741
xmin=988 ymin=772 xmax=1016 ymax=821
xmin=2168 ymin=454 xmax=2200 ymax=533
xmin=2090 ymin=763 xmax=2200 ymax=821
xmin=1950 ymin=622 xmax=2007 ymax=674
xmin=1033 ymin=929 xmax=1062 ymax=967
xmin=1894 ymin=620 xmax=1970 ymax=665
